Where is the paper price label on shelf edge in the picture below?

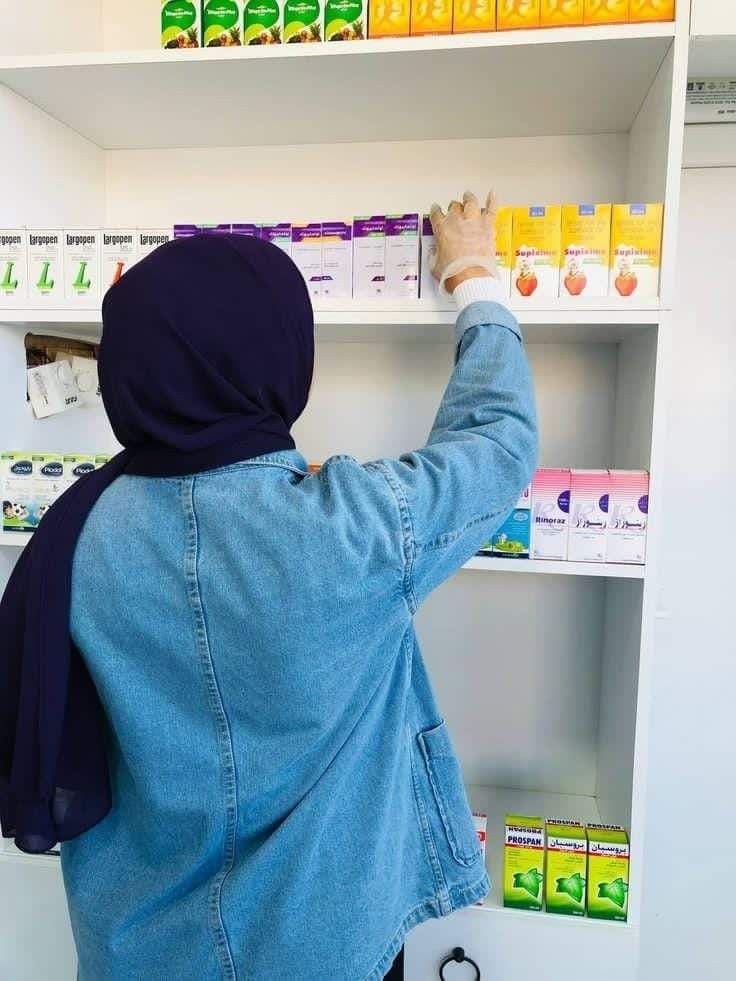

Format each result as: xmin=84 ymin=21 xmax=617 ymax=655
xmin=686 ymin=78 xmax=736 ymax=125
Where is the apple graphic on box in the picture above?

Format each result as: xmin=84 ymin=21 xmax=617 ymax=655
xmin=615 ymin=273 xmax=638 ymax=297
xmin=565 ymin=273 xmax=587 ymax=296
xmin=516 ymin=273 xmax=538 ymax=297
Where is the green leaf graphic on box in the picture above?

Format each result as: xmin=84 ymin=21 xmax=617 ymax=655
xmin=513 ymin=868 xmax=543 ymax=898
xmin=598 ymin=878 xmax=628 ymax=908
xmin=556 ymin=872 xmax=585 ymax=903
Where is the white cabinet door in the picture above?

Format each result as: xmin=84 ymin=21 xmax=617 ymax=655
xmin=691 ymin=0 xmax=736 ymax=35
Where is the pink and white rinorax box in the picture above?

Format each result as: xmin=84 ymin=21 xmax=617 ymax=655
xmin=606 ymin=470 xmax=649 ymax=565
xmin=531 ymin=468 xmax=570 ymax=560
xmin=568 ymin=469 xmax=609 ymax=563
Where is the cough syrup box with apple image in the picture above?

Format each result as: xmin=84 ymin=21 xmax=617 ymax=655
xmin=531 ymin=468 xmax=570 ymax=560
xmin=322 ymin=221 xmax=353 ymax=299
xmin=584 ymin=0 xmax=628 ymax=23
xmin=202 ymin=0 xmax=244 ymax=46
xmin=420 ymin=215 xmax=439 ymax=301
xmin=586 ymin=824 xmax=629 ymax=922
xmin=541 ymin=0 xmax=583 ymax=25
xmin=325 ymin=0 xmax=365 ymax=40
xmin=411 ymin=0 xmax=452 ymax=34
xmin=498 ymin=0 xmax=541 ymax=30
xmin=2 ymin=452 xmax=35 ymax=533
xmin=353 ymin=216 xmax=386 ymax=298
xmin=261 ymin=223 xmax=292 ymax=256
xmin=385 ymin=214 xmax=419 ymax=298
xmin=368 ymin=0 xmax=410 ymax=36
xmin=568 ymin=469 xmax=609 ymax=562
xmin=244 ymin=0 xmax=283 ymax=44
xmin=0 ymin=230 xmax=28 ymax=308
xmin=610 ymin=203 xmax=663 ymax=300
xmin=545 ymin=820 xmax=587 ymax=916
xmin=136 ymin=228 xmax=173 ymax=263
xmin=630 ymin=0 xmax=674 ymax=21
xmin=512 ymin=206 xmax=561 ymax=300
xmin=560 ymin=204 xmax=611 ymax=299
xmin=283 ymin=0 xmax=322 ymax=42
xmin=504 ymin=815 xmax=545 ymax=911
xmin=606 ymin=470 xmax=649 ymax=564
xmin=292 ymin=223 xmax=323 ymax=298
xmin=480 ymin=484 xmax=531 ymax=558
xmin=63 ymin=230 xmax=101 ymax=309
xmin=27 ymin=230 xmax=63 ymax=306
xmin=102 ymin=230 xmax=136 ymax=292
xmin=161 ymin=0 xmax=201 ymax=48
xmin=453 ymin=0 xmax=495 ymax=32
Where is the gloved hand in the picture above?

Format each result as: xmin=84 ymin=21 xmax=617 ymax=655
xmin=430 ymin=191 xmax=498 ymax=295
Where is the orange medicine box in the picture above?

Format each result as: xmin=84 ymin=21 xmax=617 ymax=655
xmin=453 ymin=0 xmax=495 ymax=31
xmin=411 ymin=0 xmax=452 ymax=33
xmin=629 ymin=0 xmax=674 ymax=21
xmin=368 ymin=0 xmax=410 ymax=35
xmin=584 ymin=0 xmax=628 ymax=23
xmin=541 ymin=0 xmax=583 ymax=25
xmin=497 ymin=0 xmax=541 ymax=30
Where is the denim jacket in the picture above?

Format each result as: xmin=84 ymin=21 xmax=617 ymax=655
xmin=61 ymin=301 xmax=537 ymax=981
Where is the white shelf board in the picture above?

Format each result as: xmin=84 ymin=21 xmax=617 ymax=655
xmin=0 ymin=25 xmax=674 ymax=149
xmin=465 ymin=784 xmax=629 ymax=924
xmin=0 ymin=840 xmax=60 ymax=869
xmin=463 ymin=556 xmax=645 ymax=579
xmin=0 ymin=531 xmax=34 ymax=548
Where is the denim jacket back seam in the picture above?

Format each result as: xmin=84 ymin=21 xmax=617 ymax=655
xmin=367 ymin=461 xmax=418 ymax=615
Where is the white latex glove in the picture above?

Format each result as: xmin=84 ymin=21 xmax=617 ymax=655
xmin=430 ymin=191 xmax=498 ymax=295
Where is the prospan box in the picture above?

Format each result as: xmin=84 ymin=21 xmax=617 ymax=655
xmin=545 ymin=820 xmax=587 ymax=916
xmin=606 ymin=470 xmax=649 ymax=564
xmin=568 ymin=469 xmax=609 ymax=563
xmin=504 ymin=815 xmax=545 ymax=911
xmin=531 ymin=468 xmax=570 ymax=560
xmin=586 ymin=824 xmax=629 ymax=922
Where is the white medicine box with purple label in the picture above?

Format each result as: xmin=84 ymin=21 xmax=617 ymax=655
xmin=353 ymin=216 xmax=385 ymax=299
xmin=385 ymin=214 xmax=419 ymax=299
xmin=568 ymin=470 xmax=609 ymax=563
xmin=292 ymin=223 xmax=323 ymax=299
xmin=321 ymin=221 xmax=352 ymax=299
xmin=261 ymin=223 xmax=292 ymax=258
xmin=606 ymin=470 xmax=649 ymax=565
xmin=420 ymin=214 xmax=439 ymax=301
xmin=531 ymin=468 xmax=570 ymax=561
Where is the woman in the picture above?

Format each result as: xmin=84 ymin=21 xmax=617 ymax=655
xmin=0 ymin=193 xmax=536 ymax=980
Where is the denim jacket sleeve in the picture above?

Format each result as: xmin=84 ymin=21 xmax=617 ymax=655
xmin=370 ymin=300 xmax=538 ymax=610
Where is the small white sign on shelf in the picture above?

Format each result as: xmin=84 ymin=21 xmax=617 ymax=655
xmin=686 ymin=78 xmax=736 ymax=124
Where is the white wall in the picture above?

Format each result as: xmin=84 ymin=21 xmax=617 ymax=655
xmin=690 ymin=0 xmax=736 ymax=36
xmin=637 ymin=160 xmax=736 ymax=980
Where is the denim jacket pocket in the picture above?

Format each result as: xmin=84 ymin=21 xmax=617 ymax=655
xmin=417 ymin=721 xmax=481 ymax=867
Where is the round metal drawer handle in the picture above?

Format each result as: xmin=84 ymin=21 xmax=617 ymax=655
xmin=439 ymin=946 xmax=481 ymax=980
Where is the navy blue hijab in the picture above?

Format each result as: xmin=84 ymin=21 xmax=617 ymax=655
xmin=0 ymin=234 xmax=314 ymax=852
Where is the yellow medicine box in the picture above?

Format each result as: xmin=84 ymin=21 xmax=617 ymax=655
xmin=368 ymin=0 xmax=410 ymax=36
xmin=541 ymin=0 xmax=583 ymax=26
xmin=497 ymin=0 xmax=541 ymax=30
xmin=584 ymin=0 xmax=628 ymax=23
xmin=411 ymin=0 xmax=452 ymax=33
xmin=453 ymin=0 xmax=496 ymax=32
xmin=629 ymin=0 xmax=674 ymax=21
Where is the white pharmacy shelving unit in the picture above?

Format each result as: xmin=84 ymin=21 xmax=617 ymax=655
xmin=0 ymin=2 xmax=694 ymax=979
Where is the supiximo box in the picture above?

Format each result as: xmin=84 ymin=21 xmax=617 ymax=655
xmin=321 ymin=221 xmax=353 ymax=299
xmin=586 ymin=824 xmax=629 ymax=922
xmin=560 ymin=204 xmax=611 ymax=299
xmin=531 ymin=468 xmax=570 ymax=560
xmin=353 ymin=216 xmax=386 ymax=298
xmin=606 ymin=470 xmax=649 ymax=564
xmin=419 ymin=214 xmax=439 ymax=301
xmin=261 ymin=223 xmax=292 ymax=256
xmin=292 ymin=223 xmax=323 ymax=298
xmin=609 ymin=203 xmax=664 ymax=300
xmin=63 ymin=229 xmax=102 ymax=309
xmin=385 ymin=214 xmax=419 ymax=298
xmin=102 ymin=229 xmax=137 ymax=292
xmin=27 ymin=230 xmax=63 ymax=305
xmin=136 ymin=228 xmax=173 ymax=263
xmin=568 ymin=469 xmax=609 ymax=563
xmin=0 ymin=229 xmax=28 ymax=307
xmin=504 ymin=815 xmax=545 ymax=911
xmin=512 ymin=206 xmax=561 ymax=300
xmin=545 ymin=820 xmax=587 ymax=916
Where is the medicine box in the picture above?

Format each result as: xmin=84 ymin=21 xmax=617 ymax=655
xmin=322 ymin=221 xmax=353 ymax=299
xmin=292 ymin=223 xmax=323 ymax=298
xmin=512 ymin=206 xmax=561 ymax=300
xmin=473 ymin=812 xmax=488 ymax=905
xmin=261 ymin=223 xmax=293 ymax=257
xmin=368 ymin=0 xmax=410 ymax=36
xmin=232 ymin=223 xmax=261 ymax=238
xmin=496 ymin=206 xmax=513 ymax=297
xmin=609 ymin=203 xmax=664 ymax=300
xmin=63 ymin=229 xmax=102 ymax=309
xmin=102 ymin=229 xmax=137 ymax=292
xmin=568 ymin=469 xmax=609 ymax=562
xmin=504 ymin=815 xmax=545 ymax=911
xmin=584 ymin=0 xmax=629 ymax=23
xmin=33 ymin=453 xmax=64 ymax=525
xmin=136 ymin=228 xmax=173 ymax=263
xmin=202 ymin=0 xmax=245 ymax=46
xmin=411 ymin=0 xmax=452 ymax=34
xmin=324 ymin=0 xmax=366 ymax=41
xmin=531 ymin=468 xmax=570 ymax=560
xmin=2 ymin=452 xmax=35 ymax=533
xmin=629 ymin=0 xmax=675 ymax=21
xmin=606 ymin=470 xmax=648 ymax=564
xmin=545 ymin=820 xmax=587 ymax=916
xmin=63 ymin=454 xmax=97 ymax=493
xmin=0 ymin=229 xmax=28 ymax=307
xmin=560 ymin=204 xmax=611 ymax=299
xmin=453 ymin=0 xmax=496 ymax=32
xmin=385 ymin=214 xmax=419 ymax=298
xmin=353 ymin=216 xmax=386 ymax=298
xmin=586 ymin=824 xmax=629 ymax=922
xmin=419 ymin=215 xmax=439 ymax=301
xmin=498 ymin=0 xmax=541 ymax=29
xmin=27 ymin=230 xmax=63 ymax=305
xmin=161 ymin=0 xmax=201 ymax=48
xmin=481 ymin=484 xmax=531 ymax=558
xmin=174 ymin=224 xmax=232 ymax=237
xmin=541 ymin=0 xmax=583 ymax=25
xmin=244 ymin=0 xmax=283 ymax=44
